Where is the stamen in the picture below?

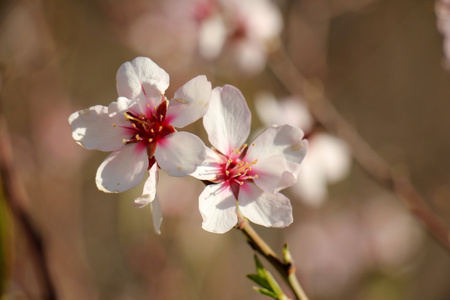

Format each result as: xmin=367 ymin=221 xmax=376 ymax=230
xmin=148 ymin=138 xmax=153 ymax=143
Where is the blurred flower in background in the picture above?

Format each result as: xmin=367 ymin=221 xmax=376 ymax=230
xmin=436 ymin=0 xmax=450 ymax=68
xmin=195 ymin=0 xmax=283 ymax=75
xmin=255 ymin=92 xmax=351 ymax=206
xmin=103 ymin=0 xmax=283 ymax=75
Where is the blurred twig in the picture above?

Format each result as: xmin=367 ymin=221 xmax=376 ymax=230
xmin=0 ymin=116 xmax=57 ymax=300
xmin=269 ymin=47 xmax=450 ymax=251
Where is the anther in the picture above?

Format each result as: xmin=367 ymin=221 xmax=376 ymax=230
xmin=113 ymin=124 xmax=116 ymax=127
xmin=148 ymin=138 xmax=153 ymax=142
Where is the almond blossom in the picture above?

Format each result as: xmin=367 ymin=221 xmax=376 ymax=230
xmin=191 ymin=85 xmax=307 ymax=233
xmin=194 ymin=0 xmax=283 ymax=74
xmin=69 ymin=57 xmax=211 ymax=232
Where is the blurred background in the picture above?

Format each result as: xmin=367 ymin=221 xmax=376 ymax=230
xmin=1 ymin=0 xmax=450 ymax=299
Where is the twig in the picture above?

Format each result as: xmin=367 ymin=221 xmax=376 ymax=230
xmin=237 ymin=212 xmax=309 ymax=300
xmin=0 ymin=117 xmax=57 ymax=300
xmin=268 ymin=47 xmax=450 ymax=251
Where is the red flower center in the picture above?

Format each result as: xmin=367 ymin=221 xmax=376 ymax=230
xmin=214 ymin=144 xmax=258 ymax=198
xmin=122 ymin=98 xmax=176 ymax=159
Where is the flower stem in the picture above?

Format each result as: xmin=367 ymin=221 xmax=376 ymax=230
xmin=237 ymin=213 xmax=309 ymax=300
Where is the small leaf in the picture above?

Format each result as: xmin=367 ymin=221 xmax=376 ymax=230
xmin=264 ymin=269 xmax=284 ymax=296
xmin=247 ymin=274 xmax=272 ymax=291
xmin=254 ymin=254 xmax=266 ymax=278
xmin=253 ymin=287 xmax=279 ymax=299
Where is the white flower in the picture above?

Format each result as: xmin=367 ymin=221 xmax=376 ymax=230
xmin=194 ymin=0 xmax=282 ymax=74
xmin=191 ymin=85 xmax=307 ymax=233
xmin=255 ymin=92 xmax=351 ymax=206
xmin=69 ymin=57 xmax=212 ymax=232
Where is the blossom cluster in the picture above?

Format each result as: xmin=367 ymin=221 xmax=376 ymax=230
xmin=191 ymin=0 xmax=283 ymax=74
xmin=69 ymin=57 xmax=307 ymax=234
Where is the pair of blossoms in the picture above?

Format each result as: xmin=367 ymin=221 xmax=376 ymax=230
xmin=69 ymin=57 xmax=308 ymax=234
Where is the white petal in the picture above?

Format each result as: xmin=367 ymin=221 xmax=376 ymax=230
xmin=233 ymin=41 xmax=267 ymax=75
xmin=150 ymin=197 xmax=163 ymax=235
xmin=96 ymin=143 xmax=149 ymax=193
xmin=116 ymin=57 xmax=169 ymax=108
xmin=309 ymin=133 xmax=351 ymax=183
xmin=290 ymin=162 xmax=328 ymax=207
xmin=254 ymin=93 xmax=313 ymax=132
xmin=69 ymin=105 xmax=128 ymax=151
xmin=167 ymin=75 xmax=212 ymax=128
xmin=154 ymin=132 xmax=206 ymax=177
xmin=238 ymin=182 xmax=293 ymax=228
xmin=203 ymin=85 xmax=251 ymax=155
xmin=246 ymin=125 xmax=308 ymax=168
xmin=252 ymin=155 xmax=297 ymax=194
xmin=134 ymin=163 xmax=159 ymax=207
xmin=107 ymin=97 xmax=135 ymax=114
xmin=198 ymin=14 xmax=227 ymax=59
xmin=199 ymin=184 xmax=238 ymax=233
xmin=190 ymin=147 xmax=224 ymax=181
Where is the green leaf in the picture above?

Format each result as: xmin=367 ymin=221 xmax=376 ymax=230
xmin=247 ymin=254 xmax=289 ymax=300
xmin=265 ymin=269 xmax=284 ymax=296
xmin=247 ymin=274 xmax=272 ymax=291
xmin=253 ymin=287 xmax=279 ymax=299
xmin=254 ymin=254 xmax=266 ymax=278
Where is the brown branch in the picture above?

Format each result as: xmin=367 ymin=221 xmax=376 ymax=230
xmin=268 ymin=48 xmax=450 ymax=251
xmin=0 ymin=117 xmax=57 ymax=300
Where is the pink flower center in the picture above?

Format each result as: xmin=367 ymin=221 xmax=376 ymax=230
xmin=121 ymin=99 xmax=175 ymax=158
xmin=214 ymin=144 xmax=258 ymax=198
